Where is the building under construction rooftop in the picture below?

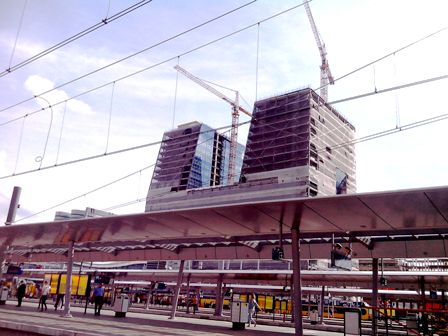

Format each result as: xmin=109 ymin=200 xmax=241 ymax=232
xmin=145 ymin=88 xmax=356 ymax=212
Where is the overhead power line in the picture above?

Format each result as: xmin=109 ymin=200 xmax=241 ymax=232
xmin=4 ymin=64 xmax=448 ymax=181
xmin=1 ymin=15 xmax=446 ymax=130
xmin=9 ymin=99 xmax=448 ymax=221
xmin=328 ymin=73 xmax=448 ymax=105
xmin=0 ymin=121 xmax=241 ymax=180
xmin=314 ymin=26 xmax=448 ymax=94
xmin=14 ymin=163 xmax=156 ymax=223
xmin=88 ymin=110 xmax=448 ymax=215
xmin=1 ymin=0 xmax=153 ymax=77
xmin=0 ymin=0 xmax=259 ymax=115
xmin=14 ymin=127 xmax=232 ymax=222
xmin=317 ymin=111 xmax=448 ymax=153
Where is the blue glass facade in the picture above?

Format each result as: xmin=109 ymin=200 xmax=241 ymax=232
xmin=148 ymin=122 xmax=244 ymax=193
xmin=219 ymin=136 xmax=244 ymax=185
xmin=187 ymin=124 xmax=215 ymax=189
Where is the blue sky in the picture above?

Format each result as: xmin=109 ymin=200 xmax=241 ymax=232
xmin=1 ymin=0 xmax=448 ymax=224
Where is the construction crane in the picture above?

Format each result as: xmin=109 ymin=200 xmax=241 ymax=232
xmin=174 ymin=65 xmax=252 ymax=185
xmin=303 ymin=1 xmax=334 ymax=102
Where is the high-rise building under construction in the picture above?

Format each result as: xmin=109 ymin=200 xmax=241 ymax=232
xmin=145 ymin=88 xmax=356 ymax=212
xmin=145 ymin=121 xmax=244 ymax=206
xmin=241 ymin=88 xmax=356 ymax=196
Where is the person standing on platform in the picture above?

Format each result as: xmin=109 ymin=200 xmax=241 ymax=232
xmin=54 ymin=293 xmax=64 ymax=310
xmin=247 ymin=294 xmax=261 ymax=327
xmin=36 ymin=284 xmax=42 ymax=310
xmin=93 ymin=284 xmax=105 ymax=316
xmin=16 ymin=281 xmax=26 ymax=307
xmin=191 ymin=295 xmax=198 ymax=314
xmin=40 ymin=281 xmax=51 ymax=311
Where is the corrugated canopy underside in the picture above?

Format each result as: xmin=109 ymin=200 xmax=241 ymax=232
xmin=1 ymin=185 xmax=448 ymax=261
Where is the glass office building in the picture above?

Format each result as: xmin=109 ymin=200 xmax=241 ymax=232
xmin=147 ymin=121 xmax=244 ymax=200
xmin=146 ymin=88 xmax=356 ymax=212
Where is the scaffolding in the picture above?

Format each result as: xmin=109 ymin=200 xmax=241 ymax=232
xmin=242 ymin=88 xmax=356 ymax=196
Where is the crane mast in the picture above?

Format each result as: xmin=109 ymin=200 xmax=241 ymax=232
xmin=174 ymin=65 xmax=252 ymax=185
xmin=303 ymin=1 xmax=334 ymax=102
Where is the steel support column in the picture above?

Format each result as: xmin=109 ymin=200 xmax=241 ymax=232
xmin=62 ymin=241 xmax=74 ymax=318
xmin=442 ymin=289 xmax=446 ymax=310
xmin=0 ymin=249 xmax=5 ymax=282
xmin=145 ymin=287 xmax=151 ymax=310
xmin=372 ymin=258 xmax=379 ymax=335
xmin=319 ymin=285 xmax=325 ymax=324
xmin=420 ymin=276 xmax=429 ymax=335
xmin=214 ymin=273 xmax=224 ymax=316
xmin=169 ymin=260 xmax=185 ymax=320
xmin=5 ymin=186 xmax=21 ymax=225
xmin=186 ymin=273 xmax=191 ymax=314
xmin=291 ymin=223 xmax=303 ymax=335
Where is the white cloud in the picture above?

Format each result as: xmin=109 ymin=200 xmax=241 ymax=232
xmin=1 ymin=0 xmax=448 ymax=225
xmin=24 ymin=74 xmax=93 ymax=115
xmin=24 ymin=75 xmax=54 ymax=94
xmin=67 ymin=99 xmax=93 ymax=115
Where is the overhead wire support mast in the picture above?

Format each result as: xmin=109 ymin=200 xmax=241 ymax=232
xmin=303 ymin=0 xmax=334 ymax=102
xmin=174 ymin=65 xmax=252 ymax=184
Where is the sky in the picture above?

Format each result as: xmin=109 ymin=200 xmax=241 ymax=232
xmin=0 ymin=0 xmax=448 ymax=225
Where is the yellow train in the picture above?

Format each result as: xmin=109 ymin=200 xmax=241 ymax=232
xmin=201 ymin=293 xmax=373 ymax=320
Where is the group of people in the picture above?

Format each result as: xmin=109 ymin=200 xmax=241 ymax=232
xmin=14 ymin=280 xmax=105 ymax=316
xmin=16 ymin=280 xmax=52 ymax=311
xmin=14 ymin=281 xmax=259 ymax=323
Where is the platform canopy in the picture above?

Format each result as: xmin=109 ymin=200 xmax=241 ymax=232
xmin=1 ymin=185 xmax=448 ymax=262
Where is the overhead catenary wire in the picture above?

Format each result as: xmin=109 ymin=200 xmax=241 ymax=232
xmin=55 ymin=101 xmax=68 ymax=164
xmin=3 ymin=57 xmax=448 ymax=182
xmin=33 ymin=96 xmax=54 ymax=169
xmin=316 ymin=111 xmax=448 ymax=154
xmin=0 ymin=0 xmax=259 ymax=114
xmin=393 ymin=54 xmax=401 ymax=128
xmin=172 ymin=57 xmax=180 ymax=129
xmin=1 ymin=15 xmax=446 ymax=131
xmin=14 ymin=162 xmax=156 ymax=223
xmin=255 ymin=22 xmax=261 ymax=102
xmin=104 ymin=0 xmax=112 ymax=20
xmin=105 ymin=82 xmax=115 ymax=154
xmin=12 ymin=100 xmax=448 ymax=223
xmin=7 ymin=0 xmax=28 ymax=71
xmin=13 ymin=116 xmax=27 ymax=174
xmin=94 ymin=110 xmax=448 ymax=215
xmin=1 ymin=5 xmax=447 ymax=205
xmin=315 ymin=26 xmax=448 ymax=95
xmin=3 ymin=70 xmax=448 ymax=182
xmin=14 ymin=127 xmax=231 ymax=222
xmin=328 ymin=73 xmax=448 ymax=105
xmin=1 ymin=0 xmax=153 ymax=77
xmin=3 ymin=8 xmax=447 ymax=223
xmin=0 ymin=1 xmax=316 ymax=137
xmin=0 ymin=120 xmax=240 ymax=180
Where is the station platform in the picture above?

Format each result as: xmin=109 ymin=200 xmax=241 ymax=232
xmin=0 ymin=300 xmax=343 ymax=336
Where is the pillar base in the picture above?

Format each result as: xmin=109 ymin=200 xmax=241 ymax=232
xmin=232 ymin=322 xmax=246 ymax=330
xmin=61 ymin=313 xmax=73 ymax=318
